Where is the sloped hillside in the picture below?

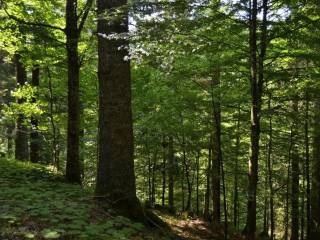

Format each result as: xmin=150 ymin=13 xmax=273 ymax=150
xmin=0 ymin=158 xmax=168 ymax=240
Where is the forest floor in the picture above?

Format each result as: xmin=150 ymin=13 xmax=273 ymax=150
xmin=0 ymin=158 xmax=167 ymax=240
xmin=154 ymin=210 xmax=217 ymax=240
xmin=0 ymin=158 xmax=242 ymax=240
xmin=155 ymin=211 xmax=245 ymax=240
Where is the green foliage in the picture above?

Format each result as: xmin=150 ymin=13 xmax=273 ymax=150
xmin=0 ymin=0 xmax=320 ymax=239
xmin=2 ymin=83 xmax=43 ymax=121
xmin=0 ymin=158 xmax=160 ymax=240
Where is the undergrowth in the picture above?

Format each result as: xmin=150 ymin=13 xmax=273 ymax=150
xmin=0 ymin=158 xmax=167 ymax=240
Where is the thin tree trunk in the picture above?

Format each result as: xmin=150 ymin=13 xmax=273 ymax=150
xmin=196 ymin=150 xmax=200 ymax=216
xmin=185 ymin=165 xmax=192 ymax=213
xmin=95 ymin=0 xmax=143 ymax=220
xmin=267 ymin=93 xmax=275 ymax=240
xmin=263 ymin=129 xmax=269 ymax=234
xmin=147 ymin=144 xmax=152 ymax=203
xmin=14 ymin=54 xmax=29 ymax=161
xmin=168 ymin=136 xmax=175 ymax=213
xmin=151 ymin=149 xmax=158 ymax=206
xmin=30 ymin=67 xmax=40 ymax=163
xmin=162 ymin=139 xmax=166 ymax=207
xmin=79 ymin=108 xmax=85 ymax=180
xmin=204 ymin=145 xmax=211 ymax=220
xmin=246 ymin=0 xmax=259 ymax=235
xmin=221 ymin=142 xmax=228 ymax=239
xmin=181 ymin=139 xmax=186 ymax=211
xmin=234 ymin=107 xmax=241 ymax=229
xmin=211 ymin=69 xmax=221 ymax=226
xmin=7 ymin=125 xmax=14 ymax=157
xmin=305 ymin=90 xmax=311 ymax=240
xmin=47 ymin=67 xmax=60 ymax=169
xmin=182 ymin=140 xmax=192 ymax=212
xmin=245 ymin=0 xmax=268 ymax=238
xmin=301 ymin=159 xmax=305 ymax=240
xmin=310 ymin=96 xmax=320 ymax=239
xmin=290 ymin=100 xmax=300 ymax=240
xmin=285 ymin=126 xmax=293 ymax=240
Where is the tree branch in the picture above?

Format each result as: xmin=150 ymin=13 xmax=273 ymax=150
xmin=78 ymin=0 xmax=94 ymax=34
xmin=2 ymin=4 xmax=65 ymax=33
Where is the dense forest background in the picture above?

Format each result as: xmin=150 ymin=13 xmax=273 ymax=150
xmin=0 ymin=0 xmax=320 ymax=240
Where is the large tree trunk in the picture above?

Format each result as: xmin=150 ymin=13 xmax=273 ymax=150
xmin=65 ymin=0 xmax=81 ymax=183
xmin=168 ymin=136 xmax=175 ymax=213
xmin=290 ymin=100 xmax=300 ymax=240
xmin=95 ymin=0 xmax=142 ymax=220
xmin=310 ymin=96 xmax=320 ymax=239
xmin=30 ymin=67 xmax=40 ymax=163
xmin=15 ymin=54 xmax=29 ymax=161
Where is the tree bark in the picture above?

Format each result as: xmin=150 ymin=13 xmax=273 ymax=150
xmin=301 ymin=156 xmax=306 ymax=240
xmin=304 ymin=91 xmax=311 ymax=240
xmin=47 ymin=67 xmax=60 ymax=169
xmin=65 ymin=0 xmax=81 ymax=183
xmin=65 ymin=0 xmax=93 ymax=181
xmin=182 ymin=137 xmax=192 ymax=212
xmin=246 ymin=0 xmax=259 ymax=237
xmin=204 ymin=144 xmax=211 ymax=220
xmin=310 ymin=95 xmax=320 ymax=239
xmin=30 ymin=67 xmax=40 ymax=163
xmin=196 ymin=150 xmax=200 ymax=216
xmin=285 ymin=126 xmax=293 ymax=240
xmin=151 ymin=149 xmax=158 ymax=205
xmin=7 ymin=125 xmax=14 ymax=157
xmin=181 ymin=145 xmax=185 ymax=211
xmin=290 ymin=100 xmax=300 ymax=240
xmin=234 ymin=107 xmax=241 ymax=229
xmin=245 ymin=0 xmax=268 ymax=238
xmin=147 ymin=144 xmax=152 ymax=203
xmin=168 ymin=136 xmax=175 ymax=213
xmin=162 ymin=140 xmax=166 ymax=207
xmin=14 ymin=54 xmax=29 ymax=161
xmin=95 ymin=0 xmax=143 ymax=220
xmin=211 ymin=69 xmax=221 ymax=226
xmin=221 ymin=139 xmax=228 ymax=239
xmin=267 ymin=93 xmax=275 ymax=240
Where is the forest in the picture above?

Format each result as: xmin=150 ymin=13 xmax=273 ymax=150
xmin=0 ymin=0 xmax=319 ymax=240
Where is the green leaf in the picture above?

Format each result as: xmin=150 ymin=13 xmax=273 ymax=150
xmin=41 ymin=229 xmax=61 ymax=239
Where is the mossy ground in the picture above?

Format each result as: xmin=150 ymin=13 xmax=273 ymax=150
xmin=0 ymin=158 xmax=168 ymax=240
